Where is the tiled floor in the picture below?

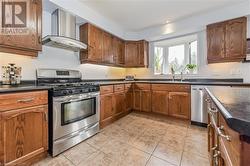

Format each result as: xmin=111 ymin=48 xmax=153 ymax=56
xmin=34 ymin=112 xmax=210 ymax=166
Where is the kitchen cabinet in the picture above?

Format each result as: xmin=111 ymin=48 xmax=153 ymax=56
xmin=207 ymin=17 xmax=247 ymax=63
xmin=113 ymin=92 xmax=126 ymax=118
xmin=100 ymin=94 xmax=114 ymax=127
xmin=100 ymin=84 xmax=130 ymax=128
xmin=80 ymin=23 xmax=103 ymax=63
xmin=113 ymin=37 xmax=125 ymax=65
xmin=133 ymin=83 xmax=151 ymax=112
xmin=80 ymin=23 xmax=148 ymax=67
xmin=102 ymin=32 xmax=114 ymax=63
xmin=168 ymin=92 xmax=190 ymax=120
xmin=125 ymin=84 xmax=133 ymax=112
xmin=125 ymin=41 xmax=139 ymax=67
xmin=125 ymin=40 xmax=149 ymax=67
xmin=151 ymin=91 xmax=168 ymax=115
xmin=205 ymin=90 xmax=250 ymax=166
xmin=0 ymin=91 xmax=48 ymax=166
xmin=0 ymin=0 xmax=42 ymax=57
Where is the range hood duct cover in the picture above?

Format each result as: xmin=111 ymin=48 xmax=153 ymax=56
xmin=42 ymin=9 xmax=87 ymax=51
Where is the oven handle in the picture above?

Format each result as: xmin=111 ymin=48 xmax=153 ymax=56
xmin=54 ymin=93 xmax=99 ymax=103
xmin=54 ymin=123 xmax=99 ymax=144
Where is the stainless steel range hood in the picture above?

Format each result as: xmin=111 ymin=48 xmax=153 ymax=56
xmin=42 ymin=9 xmax=87 ymax=51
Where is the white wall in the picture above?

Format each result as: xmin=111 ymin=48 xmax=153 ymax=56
xmin=0 ymin=11 xmax=126 ymax=81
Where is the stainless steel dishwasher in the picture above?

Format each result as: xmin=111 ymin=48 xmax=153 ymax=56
xmin=191 ymin=85 xmax=209 ymax=126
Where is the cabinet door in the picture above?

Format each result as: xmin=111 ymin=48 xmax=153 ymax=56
xmin=0 ymin=0 xmax=42 ymax=53
xmin=141 ymin=90 xmax=151 ymax=112
xmin=168 ymin=92 xmax=190 ymax=119
xmin=133 ymin=90 xmax=141 ymax=110
xmin=100 ymin=94 xmax=113 ymax=123
xmin=113 ymin=92 xmax=125 ymax=116
xmin=125 ymin=42 xmax=139 ymax=66
xmin=138 ymin=41 xmax=149 ymax=67
xmin=125 ymin=90 xmax=133 ymax=112
xmin=88 ymin=25 xmax=103 ymax=62
xmin=207 ymin=23 xmax=226 ymax=63
xmin=225 ymin=17 xmax=247 ymax=60
xmin=103 ymin=32 xmax=113 ymax=63
xmin=151 ymin=91 xmax=168 ymax=115
xmin=1 ymin=106 xmax=48 ymax=165
xmin=118 ymin=39 xmax=125 ymax=65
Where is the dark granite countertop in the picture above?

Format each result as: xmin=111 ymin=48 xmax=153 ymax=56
xmin=206 ymin=86 xmax=250 ymax=137
xmin=0 ymin=78 xmax=250 ymax=93
xmin=0 ymin=84 xmax=51 ymax=93
xmin=93 ymin=79 xmax=250 ymax=86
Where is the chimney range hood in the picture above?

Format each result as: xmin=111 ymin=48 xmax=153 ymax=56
xmin=42 ymin=9 xmax=87 ymax=52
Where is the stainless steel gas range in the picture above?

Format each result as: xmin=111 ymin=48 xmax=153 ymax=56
xmin=37 ymin=69 xmax=100 ymax=157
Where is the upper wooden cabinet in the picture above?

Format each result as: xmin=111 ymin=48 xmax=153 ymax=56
xmin=79 ymin=23 xmax=148 ymax=67
xmin=80 ymin=23 xmax=103 ymax=63
xmin=0 ymin=0 xmax=42 ymax=57
xmin=125 ymin=40 xmax=149 ymax=67
xmin=207 ymin=17 xmax=247 ymax=63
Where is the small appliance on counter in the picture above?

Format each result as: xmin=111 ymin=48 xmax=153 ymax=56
xmin=1 ymin=63 xmax=22 ymax=85
xmin=125 ymin=75 xmax=135 ymax=81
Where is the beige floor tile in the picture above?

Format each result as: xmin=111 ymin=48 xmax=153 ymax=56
xmin=153 ymin=142 xmax=183 ymax=166
xmin=167 ymin=125 xmax=187 ymax=137
xmin=146 ymin=156 xmax=177 ymax=166
xmin=181 ymin=151 xmax=210 ymax=166
xmin=160 ymin=133 xmax=185 ymax=150
xmin=100 ymin=139 xmax=150 ymax=166
xmin=63 ymin=142 xmax=98 ymax=165
xmin=130 ymin=131 xmax=160 ymax=154
xmin=33 ymin=155 xmax=74 ymax=166
xmin=86 ymin=133 xmax=111 ymax=149
xmin=184 ymin=139 xmax=209 ymax=158
xmin=78 ymin=151 xmax=117 ymax=166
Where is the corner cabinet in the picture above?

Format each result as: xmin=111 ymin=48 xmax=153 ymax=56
xmin=0 ymin=91 xmax=48 ymax=166
xmin=0 ymin=0 xmax=42 ymax=57
xmin=79 ymin=23 xmax=149 ymax=67
xmin=125 ymin=40 xmax=149 ymax=67
xmin=207 ymin=17 xmax=247 ymax=63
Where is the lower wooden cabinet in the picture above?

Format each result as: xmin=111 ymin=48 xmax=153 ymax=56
xmin=141 ymin=90 xmax=151 ymax=112
xmin=133 ymin=90 xmax=141 ymax=110
xmin=0 ymin=91 xmax=48 ymax=166
xmin=125 ymin=90 xmax=133 ymax=111
xmin=168 ymin=92 xmax=190 ymax=119
xmin=100 ymin=94 xmax=114 ymax=127
xmin=151 ymin=91 xmax=168 ymax=115
xmin=100 ymin=84 xmax=132 ymax=128
xmin=113 ymin=92 xmax=126 ymax=117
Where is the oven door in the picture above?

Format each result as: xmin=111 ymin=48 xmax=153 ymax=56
xmin=53 ymin=92 xmax=100 ymax=140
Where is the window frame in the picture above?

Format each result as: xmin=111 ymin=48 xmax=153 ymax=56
xmin=154 ymin=39 xmax=198 ymax=75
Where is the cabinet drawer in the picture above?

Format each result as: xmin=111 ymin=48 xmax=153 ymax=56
xmin=114 ymin=84 xmax=125 ymax=92
xmin=0 ymin=91 xmax=48 ymax=112
xmin=219 ymin=114 xmax=240 ymax=166
xmin=125 ymin=83 xmax=133 ymax=90
xmin=134 ymin=83 xmax=150 ymax=90
xmin=100 ymin=85 xmax=114 ymax=95
xmin=151 ymin=84 xmax=190 ymax=92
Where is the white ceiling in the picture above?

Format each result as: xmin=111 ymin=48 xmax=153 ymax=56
xmin=79 ymin=0 xmax=246 ymax=31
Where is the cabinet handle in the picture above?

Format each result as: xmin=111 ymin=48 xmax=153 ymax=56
xmin=17 ymin=98 xmax=34 ymax=103
xmin=218 ymin=126 xmax=231 ymax=141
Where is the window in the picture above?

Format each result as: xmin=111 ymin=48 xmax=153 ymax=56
xmin=154 ymin=47 xmax=164 ymax=74
xmin=168 ymin=44 xmax=185 ymax=74
xmin=154 ymin=36 xmax=198 ymax=74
